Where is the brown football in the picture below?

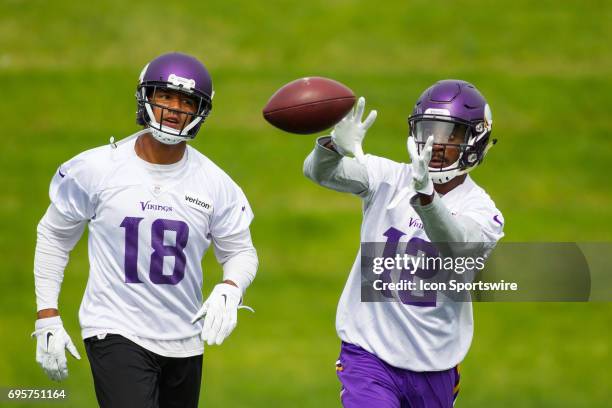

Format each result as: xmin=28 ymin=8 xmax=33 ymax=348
xmin=262 ymin=77 xmax=356 ymax=134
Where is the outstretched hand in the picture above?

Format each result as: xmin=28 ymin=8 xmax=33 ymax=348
xmin=331 ymin=97 xmax=377 ymax=163
xmin=387 ymin=135 xmax=435 ymax=210
xmin=407 ymin=135 xmax=434 ymax=196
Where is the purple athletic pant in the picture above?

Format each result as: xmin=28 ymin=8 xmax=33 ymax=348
xmin=336 ymin=342 xmax=460 ymax=408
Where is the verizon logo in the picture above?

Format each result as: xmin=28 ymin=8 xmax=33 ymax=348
xmin=185 ymin=195 xmax=211 ymax=210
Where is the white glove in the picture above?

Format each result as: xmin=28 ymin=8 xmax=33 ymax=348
xmin=191 ymin=283 xmax=253 ymax=346
xmin=387 ymin=136 xmax=434 ymax=209
xmin=32 ymin=316 xmax=81 ymax=382
xmin=331 ymin=96 xmax=377 ymax=162
xmin=407 ymin=135 xmax=434 ymax=195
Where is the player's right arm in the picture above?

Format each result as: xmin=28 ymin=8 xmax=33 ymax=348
xmin=303 ymin=136 xmax=370 ymax=195
xmin=33 ymin=155 xmax=98 ymax=381
xmin=33 ymin=204 xmax=84 ymax=381
xmin=35 ymin=204 xmax=86 ymax=314
xmin=303 ymin=96 xmax=379 ymax=195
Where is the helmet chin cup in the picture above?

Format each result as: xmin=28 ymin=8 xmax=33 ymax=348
xmin=431 ymin=169 xmax=458 ymax=184
xmin=150 ymin=127 xmax=186 ymax=145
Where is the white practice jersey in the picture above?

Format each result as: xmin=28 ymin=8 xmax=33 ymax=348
xmin=49 ymin=132 xmax=253 ymax=342
xmin=335 ymin=155 xmax=504 ymax=371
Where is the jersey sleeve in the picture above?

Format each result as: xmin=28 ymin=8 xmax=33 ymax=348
xmin=303 ymin=136 xmax=406 ymax=202
xmin=302 ymin=136 xmax=369 ymax=196
xmin=461 ymin=194 xmax=505 ymax=244
xmin=49 ymin=155 xmax=98 ymax=222
xmin=210 ymin=179 xmax=254 ymax=238
xmin=360 ymin=154 xmax=406 ymax=202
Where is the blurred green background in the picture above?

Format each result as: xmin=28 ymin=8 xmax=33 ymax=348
xmin=1 ymin=0 xmax=611 ymax=406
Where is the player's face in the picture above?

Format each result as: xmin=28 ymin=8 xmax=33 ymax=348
xmin=414 ymin=121 xmax=468 ymax=169
xmin=149 ymin=89 xmax=198 ymax=131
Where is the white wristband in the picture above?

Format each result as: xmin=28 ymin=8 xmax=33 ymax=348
xmin=34 ymin=316 xmax=62 ymax=332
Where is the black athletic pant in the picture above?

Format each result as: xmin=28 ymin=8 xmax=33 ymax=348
xmin=84 ymin=334 xmax=203 ymax=408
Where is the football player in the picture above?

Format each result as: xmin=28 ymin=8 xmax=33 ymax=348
xmin=304 ymin=80 xmax=504 ymax=407
xmin=32 ymin=52 xmax=258 ymax=408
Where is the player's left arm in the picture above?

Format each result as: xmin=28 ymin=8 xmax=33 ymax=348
xmin=212 ymin=229 xmax=258 ymax=294
xmin=411 ymin=192 xmax=504 ymax=264
xmin=413 ymin=190 xmax=486 ymax=247
xmin=191 ymin=182 xmax=258 ymax=346
xmin=191 ymin=229 xmax=258 ymax=346
xmin=403 ymin=135 xmax=503 ymax=255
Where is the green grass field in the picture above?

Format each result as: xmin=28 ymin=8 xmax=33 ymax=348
xmin=1 ymin=0 xmax=611 ymax=406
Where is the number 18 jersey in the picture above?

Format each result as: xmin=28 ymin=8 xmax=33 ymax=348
xmin=49 ymin=131 xmax=253 ymax=341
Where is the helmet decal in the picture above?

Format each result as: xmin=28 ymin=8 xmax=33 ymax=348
xmin=167 ymin=74 xmax=196 ymax=91
xmin=138 ymin=63 xmax=149 ymax=82
xmin=484 ymin=103 xmax=493 ymax=131
xmin=424 ymin=108 xmax=451 ymax=116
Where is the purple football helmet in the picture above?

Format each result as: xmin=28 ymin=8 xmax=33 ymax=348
xmin=136 ymin=52 xmax=213 ymax=144
xmin=409 ymin=80 xmax=495 ymax=184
